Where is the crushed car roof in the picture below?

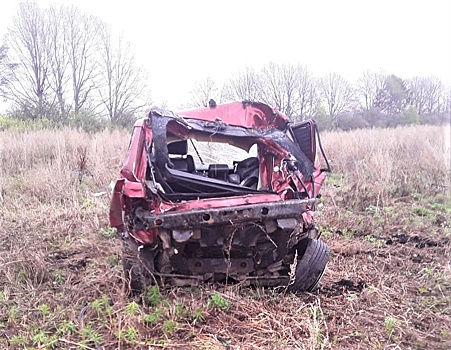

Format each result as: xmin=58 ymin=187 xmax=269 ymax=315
xmin=149 ymin=102 xmax=315 ymax=179
xmin=151 ymin=101 xmax=289 ymax=130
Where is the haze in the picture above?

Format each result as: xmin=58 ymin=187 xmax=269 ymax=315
xmin=1 ymin=0 xmax=450 ymax=107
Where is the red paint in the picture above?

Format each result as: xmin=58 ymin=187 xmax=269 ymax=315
xmin=159 ymin=193 xmax=284 ymax=213
xmin=132 ymin=228 xmax=157 ymax=245
xmin=109 ymin=179 xmax=125 ymax=231
xmin=177 ymin=101 xmax=288 ymax=130
xmin=109 ymin=101 xmax=327 ymax=238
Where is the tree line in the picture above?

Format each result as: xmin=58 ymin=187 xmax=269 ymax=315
xmin=0 ymin=1 xmax=149 ymax=127
xmin=187 ymin=65 xmax=451 ymax=130
xmin=0 ymin=2 xmax=449 ymax=131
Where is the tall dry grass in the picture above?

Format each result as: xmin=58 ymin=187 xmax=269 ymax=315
xmin=0 ymin=127 xmax=129 ymax=177
xmin=0 ymin=127 xmax=130 ymax=287
xmin=0 ymin=127 xmax=130 ymax=204
xmin=321 ymin=124 xmax=450 ymax=209
xmin=1 ymin=124 xmax=449 ymax=210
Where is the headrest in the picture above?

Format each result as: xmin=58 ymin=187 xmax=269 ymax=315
xmin=167 ymin=140 xmax=188 ymax=155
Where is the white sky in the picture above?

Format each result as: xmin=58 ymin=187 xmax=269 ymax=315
xmin=1 ymin=0 xmax=450 ymax=108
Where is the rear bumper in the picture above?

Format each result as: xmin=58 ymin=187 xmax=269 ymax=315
xmin=139 ymin=198 xmax=316 ymax=230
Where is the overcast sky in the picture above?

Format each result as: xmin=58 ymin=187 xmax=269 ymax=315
xmin=1 ymin=0 xmax=450 ymax=108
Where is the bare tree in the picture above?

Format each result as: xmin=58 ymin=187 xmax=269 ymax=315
xmin=97 ymin=29 xmax=150 ymax=124
xmin=46 ymin=5 xmax=70 ymax=119
xmin=357 ymin=70 xmax=386 ymax=111
xmin=295 ymin=65 xmax=319 ymax=121
xmin=187 ymin=77 xmax=219 ymax=107
xmin=194 ymin=64 xmax=318 ymax=121
xmin=442 ymin=88 xmax=451 ymax=116
xmin=5 ymin=1 xmax=52 ymax=119
xmin=319 ymin=72 xmax=354 ymax=128
xmin=3 ymin=1 xmax=152 ymax=125
xmin=0 ymin=45 xmax=16 ymax=99
xmin=65 ymin=6 xmax=103 ymax=114
xmin=424 ymin=77 xmax=445 ymax=114
xmin=407 ymin=76 xmax=444 ymax=115
xmin=260 ymin=62 xmax=299 ymax=117
xmin=222 ymin=67 xmax=263 ymax=102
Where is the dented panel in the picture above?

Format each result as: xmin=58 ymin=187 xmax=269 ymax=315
xmin=109 ymin=101 xmax=331 ymax=290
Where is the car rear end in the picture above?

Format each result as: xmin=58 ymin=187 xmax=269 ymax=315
xmin=110 ymin=101 xmax=330 ymax=292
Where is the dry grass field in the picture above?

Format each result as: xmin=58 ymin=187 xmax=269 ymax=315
xmin=0 ymin=124 xmax=450 ymax=349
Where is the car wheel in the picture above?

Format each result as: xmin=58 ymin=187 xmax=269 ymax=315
xmin=122 ymin=239 xmax=156 ymax=294
xmin=289 ymin=238 xmax=329 ymax=293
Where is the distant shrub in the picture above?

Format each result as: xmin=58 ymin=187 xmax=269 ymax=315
xmin=338 ymin=113 xmax=370 ymax=131
xmin=0 ymin=112 xmax=127 ymax=133
xmin=420 ymin=112 xmax=451 ymax=126
xmin=0 ymin=115 xmax=55 ymax=131
xmin=403 ymin=105 xmax=420 ymax=125
xmin=314 ymin=107 xmax=334 ymax=131
xmin=67 ymin=111 xmax=105 ymax=133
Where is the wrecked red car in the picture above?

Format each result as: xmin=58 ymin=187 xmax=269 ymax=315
xmin=110 ymin=101 xmax=331 ymax=293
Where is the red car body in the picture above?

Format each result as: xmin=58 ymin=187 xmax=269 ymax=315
xmin=110 ymin=101 xmax=330 ymax=291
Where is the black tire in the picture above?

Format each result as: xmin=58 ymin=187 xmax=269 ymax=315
xmin=122 ymin=239 xmax=156 ymax=294
xmin=289 ymin=238 xmax=329 ymax=293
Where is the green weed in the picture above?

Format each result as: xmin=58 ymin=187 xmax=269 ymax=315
xmin=125 ymin=301 xmax=141 ymax=316
xmin=107 ymin=254 xmax=120 ymax=266
xmin=143 ymin=285 xmax=162 ymax=307
xmin=8 ymin=306 xmax=19 ymax=323
xmin=82 ymin=325 xmax=103 ymax=344
xmin=91 ymin=295 xmax=113 ymax=316
xmin=9 ymin=335 xmax=27 ymax=346
xmin=57 ymin=320 xmax=76 ymax=335
xmin=143 ymin=308 xmax=164 ymax=325
xmin=99 ymin=226 xmax=116 ymax=239
xmin=38 ymin=304 xmax=51 ymax=318
xmin=32 ymin=331 xmax=49 ymax=346
xmin=417 ymin=287 xmax=429 ymax=295
xmin=385 ymin=316 xmax=399 ymax=339
xmin=114 ymin=326 xmax=138 ymax=344
xmin=364 ymin=235 xmax=385 ymax=248
xmin=175 ymin=302 xmax=190 ymax=318
xmin=162 ymin=320 xmax=176 ymax=336
xmin=52 ymin=269 xmax=65 ymax=284
xmin=192 ymin=308 xmax=205 ymax=322
xmin=412 ymin=207 xmax=433 ymax=217
xmin=208 ymin=294 xmax=230 ymax=311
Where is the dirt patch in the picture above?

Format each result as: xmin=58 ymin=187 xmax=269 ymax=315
xmin=385 ymin=232 xmax=450 ymax=248
xmin=321 ymin=279 xmax=367 ymax=297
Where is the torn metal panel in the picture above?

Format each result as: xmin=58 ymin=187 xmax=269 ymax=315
xmin=135 ymin=198 xmax=315 ymax=230
xmin=150 ymin=108 xmax=315 ymax=183
xmin=177 ymin=101 xmax=288 ymax=130
xmin=110 ymin=101 xmax=331 ymax=290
